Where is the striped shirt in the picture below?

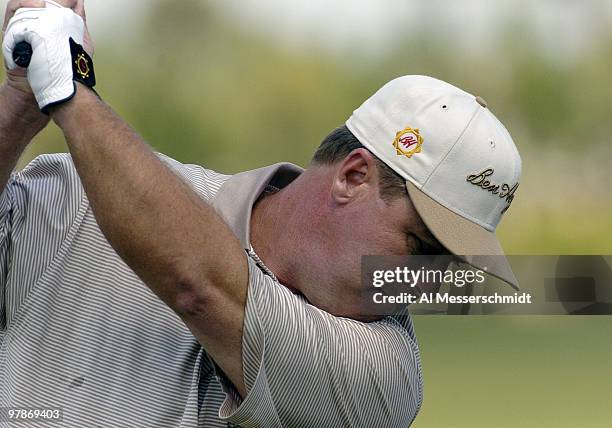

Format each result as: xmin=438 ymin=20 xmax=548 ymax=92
xmin=0 ymin=153 xmax=423 ymax=427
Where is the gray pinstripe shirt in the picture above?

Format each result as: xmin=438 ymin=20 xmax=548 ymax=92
xmin=0 ymin=153 xmax=423 ymax=427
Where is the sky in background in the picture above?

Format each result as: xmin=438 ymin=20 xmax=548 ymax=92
xmin=86 ymin=0 xmax=612 ymax=63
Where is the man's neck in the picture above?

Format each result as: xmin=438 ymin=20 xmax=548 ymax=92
xmin=249 ymin=168 xmax=326 ymax=293
xmin=250 ymin=181 xmax=296 ymax=290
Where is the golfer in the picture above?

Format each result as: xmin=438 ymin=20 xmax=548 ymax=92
xmin=0 ymin=1 xmax=521 ymax=427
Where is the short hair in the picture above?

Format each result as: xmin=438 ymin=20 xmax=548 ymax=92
xmin=311 ymin=125 xmax=407 ymax=202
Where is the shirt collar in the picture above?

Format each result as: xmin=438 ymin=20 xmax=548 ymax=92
xmin=211 ymin=163 xmax=303 ymax=249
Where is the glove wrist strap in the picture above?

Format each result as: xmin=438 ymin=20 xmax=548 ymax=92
xmin=70 ymin=38 xmax=96 ymax=89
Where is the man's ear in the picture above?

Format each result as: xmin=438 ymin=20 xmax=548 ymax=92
xmin=330 ymin=148 xmax=378 ymax=204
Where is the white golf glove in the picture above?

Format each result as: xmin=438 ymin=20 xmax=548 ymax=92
xmin=2 ymin=6 xmax=96 ymax=113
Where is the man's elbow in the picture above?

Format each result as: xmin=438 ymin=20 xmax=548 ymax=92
xmin=163 ymin=243 xmax=246 ymax=316
xmin=173 ymin=287 xmax=211 ymax=318
xmin=161 ymin=260 xmax=211 ymax=317
xmin=168 ymin=263 xmax=239 ymax=319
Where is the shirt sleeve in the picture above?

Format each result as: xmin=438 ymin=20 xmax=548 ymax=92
xmin=216 ymin=256 xmax=424 ymax=427
xmin=0 ymin=154 xmax=87 ymax=332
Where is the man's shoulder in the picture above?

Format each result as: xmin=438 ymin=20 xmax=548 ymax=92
xmin=18 ymin=152 xmax=78 ymax=179
xmin=155 ymin=153 xmax=232 ymax=199
xmin=18 ymin=152 xmax=234 ymax=201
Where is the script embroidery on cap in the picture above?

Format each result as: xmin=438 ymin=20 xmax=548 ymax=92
xmin=466 ymin=168 xmax=519 ymax=213
xmin=393 ymin=127 xmax=423 ymax=158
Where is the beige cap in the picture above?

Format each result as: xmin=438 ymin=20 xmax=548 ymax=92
xmin=346 ymin=75 xmax=521 ymax=289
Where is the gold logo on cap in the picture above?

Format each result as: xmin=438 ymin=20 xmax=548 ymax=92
xmin=393 ymin=127 xmax=423 ymax=158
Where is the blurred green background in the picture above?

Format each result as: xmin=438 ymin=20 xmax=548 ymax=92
xmin=4 ymin=0 xmax=611 ymax=426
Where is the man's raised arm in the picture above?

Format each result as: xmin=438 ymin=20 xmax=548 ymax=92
xmin=0 ymin=84 xmax=46 ymax=190
xmin=51 ymin=84 xmax=249 ymax=396
xmin=2 ymin=4 xmax=249 ymax=396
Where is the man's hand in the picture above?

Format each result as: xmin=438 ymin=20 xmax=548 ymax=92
xmin=2 ymin=4 xmax=94 ymax=111
xmin=3 ymin=0 xmax=44 ymax=95
xmin=2 ymin=0 xmax=93 ymax=95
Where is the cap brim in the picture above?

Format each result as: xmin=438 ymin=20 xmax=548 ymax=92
xmin=406 ymin=181 xmax=519 ymax=290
